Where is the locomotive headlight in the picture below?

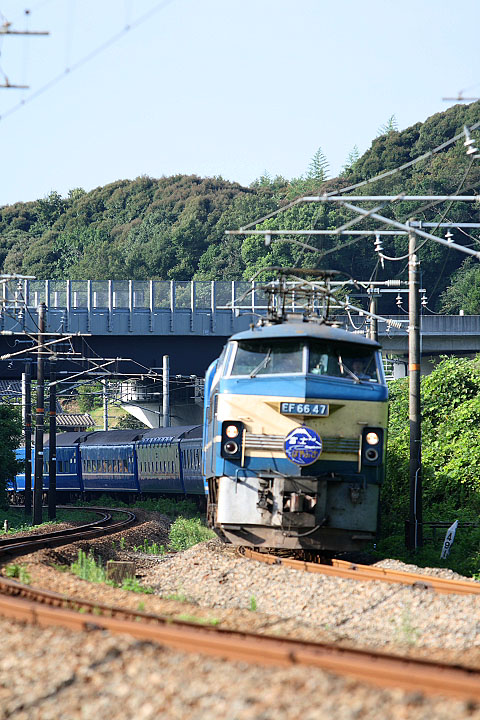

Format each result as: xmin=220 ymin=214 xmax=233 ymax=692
xmin=221 ymin=420 xmax=244 ymax=460
xmin=225 ymin=424 xmax=240 ymax=439
xmin=365 ymin=432 xmax=380 ymax=446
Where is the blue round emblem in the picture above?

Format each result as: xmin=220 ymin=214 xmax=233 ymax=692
xmin=284 ymin=427 xmax=323 ymax=466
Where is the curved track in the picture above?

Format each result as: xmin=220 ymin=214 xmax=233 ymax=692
xmin=0 ymin=506 xmax=136 ymax=558
xmin=1 ymin=510 xmax=480 ymax=702
xmin=242 ymin=548 xmax=480 ymax=595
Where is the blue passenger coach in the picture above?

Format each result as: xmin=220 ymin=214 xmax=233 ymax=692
xmin=12 ymin=426 xmax=203 ymax=499
xmin=81 ymin=430 xmax=141 ymax=494
xmin=137 ymin=426 xmax=204 ymax=495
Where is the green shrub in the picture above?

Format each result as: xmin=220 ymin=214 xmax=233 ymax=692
xmin=169 ymin=517 xmax=215 ymax=551
xmin=5 ymin=564 xmax=31 ymax=584
xmin=75 ymin=495 xmax=199 ymax=519
xmin=380 ymin=356 xmax=480 ymax=575
xmin=133 ymin=539 xmax=165 ymax=555
xmin=71 ymin=549 xmax=106 ymax=583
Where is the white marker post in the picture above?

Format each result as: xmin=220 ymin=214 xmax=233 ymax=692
xmin=440 ymin=520 xmax=458 ymax=559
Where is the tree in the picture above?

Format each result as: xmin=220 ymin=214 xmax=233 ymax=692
xmin=377 ymin=114 xmax=398 ymax=136
xmin=0 ymin=405 xmax=23 ymax=509
xmin=340 ymin=145 xmax=360 ymax=175
xmin=382 ymin=356 xmax=480 ymax=542
xmin=114 ymin=412 xmax=148 ymax=429
xmin=441 ymin=259 xmax=480 ymax=314
xmin=77 ymin=382 xmax=103 ymax=412
xmin=306 ymin=147 xmax=329 ymax=181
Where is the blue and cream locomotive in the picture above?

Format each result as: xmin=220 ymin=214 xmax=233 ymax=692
xmin=203 ymin=277 xmax=388 ymax=552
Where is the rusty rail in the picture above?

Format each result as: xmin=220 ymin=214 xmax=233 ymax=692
xmin=0 ymin=575 xmax=479 ymax=701
xmin=242 ymin=548 xmax=480 ymax=595
xmin=1 ymin=509 xmax=480 ymax=701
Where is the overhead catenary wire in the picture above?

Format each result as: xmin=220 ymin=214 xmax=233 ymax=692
xmin=239 ymin=121 xmax=480 ymax=233
xmin=0 ymin=0 xmax=178 ymax=121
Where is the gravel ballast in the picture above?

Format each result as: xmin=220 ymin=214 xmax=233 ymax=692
xmin=2 ymin=510 xmax=480 ymax=718
xmin=1 ymin=617 xmax=480 ymax=720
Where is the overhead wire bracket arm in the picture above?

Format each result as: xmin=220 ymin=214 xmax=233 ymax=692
xmin=0 ymin=334 xmax=76 ymax=361
xmin=336 ymin=201 xmax=480 ymax=260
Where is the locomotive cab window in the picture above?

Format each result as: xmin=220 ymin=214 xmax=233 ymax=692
xmin=231 ymin=340 xmax=304 ymax=376
xmin=308 ymin=341 xmax=380 ymax=383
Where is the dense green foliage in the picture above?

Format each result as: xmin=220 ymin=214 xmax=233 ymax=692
xmin=168 ymin=516 xmax=215 ymax=550
xmin=380 ymin=357 xmax=480 ymax=575
xmin=1 ymin=102 xmax=479 ymax=308
xmin=77 ymin=382 xmax=103 ymax=412
xmin=0 ymin=405 xmax=23 ymax=509
xmin=441 ymin=259 xmax=480 ymax=314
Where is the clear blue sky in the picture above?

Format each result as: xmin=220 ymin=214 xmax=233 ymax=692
xmin=0 ymin=0 xmax=478 ymax=206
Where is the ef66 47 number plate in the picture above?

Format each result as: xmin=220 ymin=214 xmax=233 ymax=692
xmin=280 ymin=402 xmax=329 ymax=416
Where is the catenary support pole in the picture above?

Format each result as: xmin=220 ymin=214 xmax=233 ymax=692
xmin=102 ymin=378 xmax=109 ymax=431
xmin=408 ymin=228 xmax=423 ymax=550
xmin=23 ymin=360 xmax=32 ymax=519
xmin=162 ymin=355 xmax=170 ymax=428
xmin=33 ymin=302 xmax=46 ymax=525
xmin=48 ymin=357 xmax=56 ymax=521
xmin=369 ymin=288 xmax=378 ymax=342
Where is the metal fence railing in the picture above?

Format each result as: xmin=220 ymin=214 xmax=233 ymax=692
xmin=20 ymin=280 xmax=331 ymax=313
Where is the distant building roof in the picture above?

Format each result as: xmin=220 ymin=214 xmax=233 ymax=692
xmin=0 ymin=380 xmax=22 ymax=398
xmin=56 ymin=413 xmax=94 ymax=429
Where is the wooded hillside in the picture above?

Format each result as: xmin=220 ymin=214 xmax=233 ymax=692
xmin=1 ymin=101 xmax=479 ymax=310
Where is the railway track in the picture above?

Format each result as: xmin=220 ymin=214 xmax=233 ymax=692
xmin=0 ymin=506 xmax=136 ymax=557
xmin=1 ymin=574 xmax=480 ymax=702
xmin=242 ymin=547 xmax=480 ymax=596
xmin=1 ymin=510 xmax=480 ymax=703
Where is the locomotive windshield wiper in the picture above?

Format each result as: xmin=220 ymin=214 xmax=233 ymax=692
xmin=250 ymin=349 xmax=272 ymax=377
xmin=337 ymin=354 xmax=360 ymax=383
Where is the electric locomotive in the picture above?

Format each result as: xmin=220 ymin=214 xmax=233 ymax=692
xmin=203 ymin=272 xmax=388 ymax=552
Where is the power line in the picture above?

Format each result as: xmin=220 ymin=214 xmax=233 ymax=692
xmin=239 ymin=121 xmax=480 ymax=232
xmin=0 ymin=0 xmax=178 ymax=121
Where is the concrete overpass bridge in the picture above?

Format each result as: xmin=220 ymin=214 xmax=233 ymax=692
xmin=0 ymin=279 xmax=478 ymax=379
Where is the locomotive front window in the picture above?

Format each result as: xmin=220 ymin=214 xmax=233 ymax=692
xmin=308 ymin=341 xmax=379 ymax=382
xmin=231 ymin=340 xmax=304 ymax=376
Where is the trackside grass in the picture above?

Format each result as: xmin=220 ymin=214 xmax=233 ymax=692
xmin=168 ymin=517 xmax=215 ymax=551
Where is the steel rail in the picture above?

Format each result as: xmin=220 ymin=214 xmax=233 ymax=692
xmin=0 ymin=515 xmax=480 ymax=700
xmin=0 ymin=577 xmax=479 ymax=701
xmin=242 ymin=548 xmax=480 ymax=596
xmin=0 ymin=508 xmax=111 ymax=547
xmin=0 ymin=507 xmax=136 ymax=558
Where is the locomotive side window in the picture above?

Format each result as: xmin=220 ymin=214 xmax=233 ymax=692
xmin=231 ymin=340 xmax=304 ymax=376
xmin=308 ymin=341 xmax=379 ymax=382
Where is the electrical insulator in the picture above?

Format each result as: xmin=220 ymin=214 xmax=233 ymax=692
xmin=445 ymin=230 xmax=453 ymax=243
xmin=264 ymin=232 xmax=272 ymax=246
xmin=373 ymin=234 xmax=383 ymax=253
xmin=396 ymin=294 xmax=402 ymax=307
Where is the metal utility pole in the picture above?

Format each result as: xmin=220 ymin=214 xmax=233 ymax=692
xmin=48 ymin=358 xmax=57 ymax=521
xmin=33 ymin=302 xmax=46 ymax=525
xmin=102 ymin=379 xmax=109 ymax=431
xmin=22 ymin=360 xmax=32 ymax=519
xmin=162 ymin=355 xmax=170 ymax=428
xmin=369 ymin=287 xmax=378 ymax=341
xmin=407 ymin=227 xmax=423 ymax=550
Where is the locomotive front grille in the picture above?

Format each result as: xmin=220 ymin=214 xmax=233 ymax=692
xmin=244 ymin=433 xmax=359 ymax=454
